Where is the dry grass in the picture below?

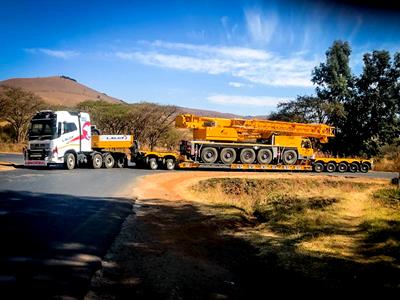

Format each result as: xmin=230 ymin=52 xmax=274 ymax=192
xmin=0 ymin=142 xmax=25 ymax=153
xmin=373 ymin=157 xmax=400 ymax=172
xmin=191 ymin=177 xmax=400 ymax=269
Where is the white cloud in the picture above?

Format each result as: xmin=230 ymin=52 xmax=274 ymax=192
xmin=244 ymin=8 xmax=278 ymax=45
xmin=229 ymin=82 xmax=253 ymax=88
xmin=25 ymin=48 xmax=79 ymax=59
xmin=207 ymin=94 xmax=288 ymax=107
xmin=115 ymin=40 xmax=316 ymax=87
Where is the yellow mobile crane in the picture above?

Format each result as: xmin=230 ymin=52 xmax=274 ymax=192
xmin=175 ymin=114 xmax=372 ymax=173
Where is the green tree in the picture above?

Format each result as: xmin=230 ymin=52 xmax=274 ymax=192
xmin=0 ymin=85 xmax=45 ymax=142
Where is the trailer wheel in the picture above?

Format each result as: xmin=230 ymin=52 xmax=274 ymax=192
xmin=360 ymin=163 xmax=369 ymax=173
xmin=313 ymin=162 xmax=324 ymax=173
xmin=282 ymin=149 xmax=298 ymax=165
xmin=201 ymin=147 xmax=218 ymax=164
xmin=257 ymin=148 xmax=273 ymax=164
xmin=326 ymin=162 xmax=336 ymax=173
xmin=64 ymin=153 xmax=76 ymax=170
xmin=349 ymin=162 xmax=358 ymax=173
xmin=220 ymin=148 xmax=236 ymax=164
xmin=240 ymin=148 xmax=256 ymax=164
xmin=337 ymin=162 xmax=348 ymax=173
xmin=165 ymin=158 xmax=175 ymax=170
xmin=148 ymin=158 xmax=159 ymax=170
xmin=103 ymin=153 xmax=115 ymax=169
xmin=92 ymin=153 xmax=103 ymax=169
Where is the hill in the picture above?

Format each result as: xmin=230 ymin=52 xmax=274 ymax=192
xmin=0 ymin=76 xmax=124 ymax=106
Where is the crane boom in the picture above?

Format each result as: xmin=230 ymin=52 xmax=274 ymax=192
xmin=176 ymin=114 xmax=335 ymax=143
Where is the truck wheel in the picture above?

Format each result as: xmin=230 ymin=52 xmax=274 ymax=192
xmin=337 ymin=162 xmax=348 ymax=173
xmin=148 ymin=158 xmax=159 ymax=170
xmin=103 ymin=153 xmax=115 ymax=169
xmin=349 ymin=162 xmax=358 ymax=173
xmin=326 ymin=162 xmax=336 ymax=173
xmin=115 ymin=156 xmax=125 ymax=168
xmin=257 ymin=148 xmax=273 ymax=164
xmin=282 ymin=149 xmax=298 ymax=165
xmin=92 ymin=153 xmax=103 ymax=169
xmin=313 ymin=162 xmax=324 ymax=173
xmin=64 ymin=153 xmax=76 ymax=170
xmin=201 ymin=147 xmax=218 ymax=164
xmin=165 ymin=158 xmax=175 ymax=170
xmin=360 ymin=163 xmax=369 ymax=173
xmin=220 ymin=148 xmax=236 ymax=164
xmin=240 ymin=148 xmax=256 ymax=164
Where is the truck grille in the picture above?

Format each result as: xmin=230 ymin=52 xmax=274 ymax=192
xmin=28 ymin=150 xmax=49 ymax=160
xmin=30 ymin=143 xmax=49 ymax=150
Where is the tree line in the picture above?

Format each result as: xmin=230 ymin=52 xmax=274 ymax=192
xmin=270 ymin=40 xmax=400 ymax=157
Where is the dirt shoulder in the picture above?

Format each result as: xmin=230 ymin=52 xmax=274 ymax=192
xmin=87 ymin=171 xmax=399 ymax=299
xmin=0 ymin=161 xmax=16 ymax=171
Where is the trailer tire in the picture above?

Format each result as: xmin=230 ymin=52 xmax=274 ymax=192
xmin=165 ymin=158 xmax=175 ymax=170
xmin=220 ymin=148 xmax=236 ymax=164
xmin=282 ymin=149 xmax=298 ymax=165
xmin=92 ymin=153 xmax=103 ymax=169
xmin=313 ymin=162 xmax=324 ymax=173
xmin=337 ymin=162 xmax=348 ymax=173
xmin=257 ymin=148 xmax=273 ymax=164
xmin=103 ymin=153 xmax=115 ymax=169
xmin=326 ymin=162 xmax=336 ymax=173
xmin=148 ymin=158 xmax=159 ymax=170
xmin=201 ymin=147 xmax=218 ymax=164
xmin=240 ymin=148 xmax=256 ymax=164
xmin=360 ymin=163 xmax=369 ymax=173
xmin=115 ymin=156 xmax=125 ymax=168
xmin=64 ymin=153 xmax=76 ymax=170
xmin=349 ymin=162 xmax=358 ymax=173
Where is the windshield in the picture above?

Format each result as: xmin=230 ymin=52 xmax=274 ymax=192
xmin=28 ymin=120 xmax=57 ymax=140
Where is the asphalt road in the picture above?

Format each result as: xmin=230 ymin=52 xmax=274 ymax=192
xmin=0 ymin=153 xmax=163 ymax=299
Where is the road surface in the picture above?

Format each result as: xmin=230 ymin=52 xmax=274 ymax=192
xmin=0 ymin=153 xmax=164 ymax=299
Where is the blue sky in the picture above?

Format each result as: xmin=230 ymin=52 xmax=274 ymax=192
xmin=1 ymin=0 xmax=399 ymax=115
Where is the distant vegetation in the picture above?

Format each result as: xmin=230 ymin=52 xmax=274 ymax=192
xmin=270 ymin=40 xmax=400 ymax=165
xmin=60 ymin=75 xmax=77 ymax=82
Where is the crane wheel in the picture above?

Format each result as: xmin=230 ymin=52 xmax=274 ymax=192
xmin=64 ymin=153 xmax=76 ymax=170
xmin=337 ymin=162 xmax=348 ymax=173
xmin=92 ymin=153 xmax=103 ymax=169
xmin=282 ymin=149 xmax=298 ymax=165
xmin=257 ymin=148 xmax=273 ymax=164
xmin=326 ymin=162 xmax=336 ymax=173
xmin=220 ymin=148 xmax=236 ymax=164
xmin=240 ymin=148 xmax=256 ymax=164
xmin=148 ymin=158 xmax=159 ymax=170
xmin=103 ymin=153 xmax=115 ymax=169
xmin=360 ymin=163 xmax=369 ymax=173
xmin=201 ymin=147 xmax=218 ymax=164
xmin=164 ymin=158 xmax=175 ymax=170
xmin=349 ymin=162 xmax=358 ymax=173
xmin=313 ymin=162 xmax=324 ymax=173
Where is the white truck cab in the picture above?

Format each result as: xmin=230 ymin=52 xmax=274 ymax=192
xmin=24 ymin=110 xmax=93 ymax=168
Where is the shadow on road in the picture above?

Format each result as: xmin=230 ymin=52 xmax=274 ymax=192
xmin=0 ymin=190 xmax=132 ymax=299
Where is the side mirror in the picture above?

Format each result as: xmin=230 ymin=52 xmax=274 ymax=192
xmin=57 ymin=122 xmax=62 ymax=137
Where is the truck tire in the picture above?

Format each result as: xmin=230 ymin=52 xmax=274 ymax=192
xmin=313 ymin=162 xmax=324 ymax=173
xmin=360 ymin=163 xmax=369 ymax=173
xmin=164 ymin=158 xmax=175 ymax=170
xmin=103 ymin=153 xmax=115 ymax=169
xmin=148 ymin=158 xmax=159 ymax=170
xmin=349 ymin=162 xmax=358 ymax=173
xmin=326 ymin=162 xmax=336 ymax=173
xmin=220 ymin=148 xmax=236 ymax=164
xmin=115 ymin=156 xmax=125 ymax=168
xmin=240 ymin=148 xmax=256 ymax=164
xmin=64 ymin=153 xmax=76 ymax=170
xmin=337 ymin=162 xmax=348 ymax=173
xmin=282 ymin=149 xmax=298 ymax=165
xmin=257 ymin=148 xmax=273 ymax=164
xmin=201 ymin=147 xmax=218 ymax=164
xmin=92 ymin=153 xmax=103 ymax=169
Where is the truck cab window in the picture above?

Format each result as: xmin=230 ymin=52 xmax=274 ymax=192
xmin=63 ymin=122 xmax=77 ymax=134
